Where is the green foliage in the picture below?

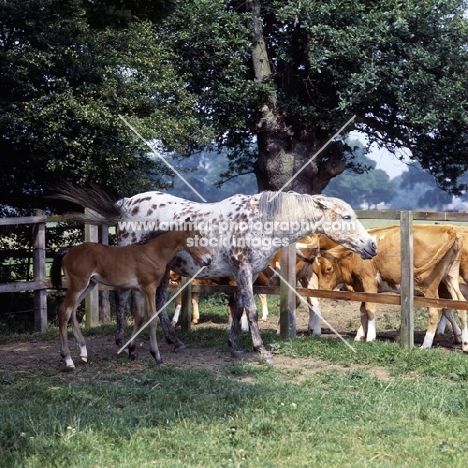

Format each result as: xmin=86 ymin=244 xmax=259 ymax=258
xmin=391 ymin=165 xmax=453 ymax=209
xmin=0 ymin=0 xmax=213 ymax=215
xmin=2 ymin=0 xmax=468 ymax=212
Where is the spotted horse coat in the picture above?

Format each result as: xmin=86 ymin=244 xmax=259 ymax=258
xmin=51 ymin=183 xmax=378 ymax=364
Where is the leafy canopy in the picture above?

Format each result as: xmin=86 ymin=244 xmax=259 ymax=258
xmin=161 ymin=0 xmax=468 ymax=192
xmin=0 ymin=0 xmax=212 ymax=214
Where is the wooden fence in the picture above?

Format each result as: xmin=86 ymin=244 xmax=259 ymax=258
xmin=1 ymin=209 xmax=468 ymax=349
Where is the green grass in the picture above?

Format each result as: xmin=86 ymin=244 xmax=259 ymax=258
xmin=2 ymin=304 xmax=468 ymax=467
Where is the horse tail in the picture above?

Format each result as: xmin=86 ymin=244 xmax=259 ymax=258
xmin=46 ymin=181 xmax=124 ymax=225
xmin=50 ymin=249 xmax=69 ymax=288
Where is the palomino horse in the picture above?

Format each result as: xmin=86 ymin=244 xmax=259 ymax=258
xmin=50 ymin=183 xmax=377 ymax=364
xmin=50 ymin=230 xmax=212 ymax=368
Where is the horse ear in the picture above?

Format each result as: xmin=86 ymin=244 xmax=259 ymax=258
xmin=314 ymin=197 xmax=332 ymax=211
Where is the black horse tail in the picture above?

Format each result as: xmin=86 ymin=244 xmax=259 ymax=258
xmin=46 ymin=181 xmax=124 ymax=225
xmin=50 ymin=249 xmax=69 ymax=289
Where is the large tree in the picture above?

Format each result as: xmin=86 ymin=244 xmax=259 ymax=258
xmin=161 ymin=0 xmax=468 ymax=194
xmin=0 ymin=0 xmax=211 ymax=215
xmin=2 ymin=0 xmax=468 ymax=214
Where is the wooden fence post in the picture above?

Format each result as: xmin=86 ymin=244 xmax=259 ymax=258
xmin=400 ymin=210 xmax=414 ymax=348
xmin=99 ymin=225 xmax=111 ymax=323
xmin=180 ymin=276 xmax=192 ymax=332
xmin=279 ymin=242 xmax=296 ymax=339
xmin=33 ymin=209 xmax=47 ymax=332
xmin=85 ymin=209 xmax=99 ymax=328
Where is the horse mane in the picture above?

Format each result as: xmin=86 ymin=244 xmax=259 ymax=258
xmin=257 ymin=191 xmax=319 ymax=224
xmin=137 ymin=230 xmax=169 ymax=244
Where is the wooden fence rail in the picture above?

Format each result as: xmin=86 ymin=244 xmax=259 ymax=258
xmin=2 ymin=209 xmax=468 ymax=348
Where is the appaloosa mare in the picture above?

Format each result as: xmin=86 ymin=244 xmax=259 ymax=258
xmin=50 ymin=229 xmax=211 ymax=367
xmin=50 ymin=183 xmax=377 ymax=364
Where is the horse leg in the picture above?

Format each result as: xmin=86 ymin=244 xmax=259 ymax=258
xmin=228 ymin=293 xmax=247 ymax=359
xmin=115 ymin=288 xmax=131 ymax=347
xmin=303 ymin=273 xmax=321 ymax=336
xmin=69 ymin=281 xmax=97 ymax=363
xmin=435 ymin=309 xmax=462 ymax=344
xmin=456 ymin=308 xmax=468 ymax=352
xmin=58 ymin=282 xmax=93 ymax=368
xmin=145 ymin=285 xmax=163 ymax=365
xmin=226 ymin=294 xmax=236 ymax=330
xmin=364 ymin=303 xmax=378 ymax=342
xmin=440 ymin=260 xmax=468 ymax=351
xmin=156 ymin=266 xmax=189 ymax=354
xmin=258 ymin=294 xmax=268 ymax=321
xmin=171 ymin=293 xmax=182 ymax=326
xmin=421 ymin=307 xmax=442 ymax=349
xmin=58 ymin=299 xmax=75 ymax=368
xmin=240 ymin=310 xmax=249 ymax=332
xmin=128 ymin=292 xmax=146 ymax=361
xmin=191 ymin=292 xmax=200 ymax=325
xmin=232 ymin=266 xmax=274 ymax=364
xmin=355 ymin=303 xmax=368 ymax=341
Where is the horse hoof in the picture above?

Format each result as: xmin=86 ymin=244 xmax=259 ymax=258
xmin=81 ymin=356 xmax=88 ymax=363
xmin=171 ymin=321 xmax=177 ymax=327
xmin=261 ymin=355 xmax=275 ymax=365
xmin=174 ymin=345 xmax=190 ymax=355
xmin=454 ymin=334 xmax=463 ymax=344
xmin=115 ymin=337 xmax=125 ymax=348
xmin=231 ymin=350 xmax=248 ymax=360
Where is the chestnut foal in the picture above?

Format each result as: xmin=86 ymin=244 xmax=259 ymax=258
xmin=51 ymin=230 xmax=211 ymax=367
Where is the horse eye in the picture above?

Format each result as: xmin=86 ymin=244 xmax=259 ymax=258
xmin=342 ymin=214 xmax=351 ymax=220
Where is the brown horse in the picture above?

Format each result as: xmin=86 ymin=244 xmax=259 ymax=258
xmin=50 ymin=230 xmax=212 ymax=368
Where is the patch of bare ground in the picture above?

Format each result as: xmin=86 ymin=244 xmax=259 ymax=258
xmin=0 ymin=298 xmax=458 ymax=384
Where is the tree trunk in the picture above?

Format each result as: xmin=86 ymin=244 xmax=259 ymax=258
xmin=247 ymin=0 xmax=346 ymax=194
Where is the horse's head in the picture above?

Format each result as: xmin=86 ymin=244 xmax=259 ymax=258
xmin=185 ymin=230 xmax=212 ymax=266
xmin=312 ymin=195 xmax=377 ymax=259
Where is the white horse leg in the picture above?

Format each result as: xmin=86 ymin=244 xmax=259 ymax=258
xmin=421 ymin=307 xmax=441 ymax=349
xmin=191 ymin=292 xmax=200 ymax=324
xmin=258 ymin=294 xmax=268 ymax=321
xmin=308 ymin=307 xmax=322 ymax=335
xmin=436 ymin=309 xmax=462 ymax=344
xmin=305 ymin=273 xmax=321 ymax=336
xmin=355 ymin=304 xmax=367 ymax=342
xmin=172 ymin=304 xmax=181 ymax=326
xmin=240 ymin=311 xmax=249 ymax=332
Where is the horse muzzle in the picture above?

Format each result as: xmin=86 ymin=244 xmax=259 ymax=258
xmin=201 ymin=256 xmax=212 ymax=266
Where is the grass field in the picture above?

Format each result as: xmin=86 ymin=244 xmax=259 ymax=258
xmin=1 ymin=298 xmax=468 ymax=468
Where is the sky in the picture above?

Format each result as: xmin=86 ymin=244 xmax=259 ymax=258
xmin=366 ymin=144 xmax=409 ymax=179
xmin=349 ymin=130 xmax=409 ymax=179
